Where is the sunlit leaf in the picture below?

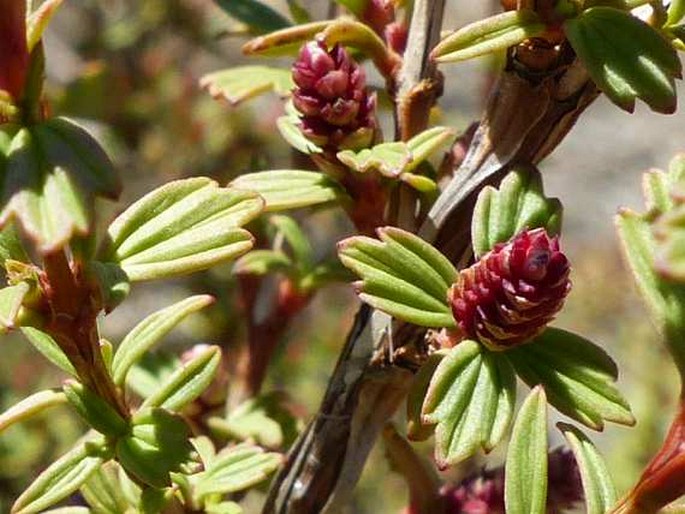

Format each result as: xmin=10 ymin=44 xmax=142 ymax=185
xmin=80 ymin=462 xmax=130 ymax=514
xmin=63 ymin=380 xmax=129 ymax=437
xmin=200 ymin=66 xmax=293 ymax=106
xmin=339 ymin=226 xmax=457 ymax=327
xmin=20 ymin=326 xmax=77 ymax=377
xmin=0 ymin=388 xmax=66 ymax=434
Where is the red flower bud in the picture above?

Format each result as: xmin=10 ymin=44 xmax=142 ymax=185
xmin=448 ymin=228 xmax=571 ymax=350
xmin=292 ymin=41 xmax=376 ymax=151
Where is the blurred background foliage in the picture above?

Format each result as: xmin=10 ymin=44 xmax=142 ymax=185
xmin=0 ymin=0 xmax=683 ymax=512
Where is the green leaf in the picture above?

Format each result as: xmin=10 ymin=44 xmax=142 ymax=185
xmin=564 ymin=7 xmax=682 ymax=114
xmin=116 ymin=409 xmax=193 ymax=488
xmin=337 ymin=127 xmax=454 ymax=178
xmin=20 ymin=326 xmax=77 ymax=377
xmin=63 ymin=380 xmax=129 ymax=437
xmin=270 ymin=215 xmax=313 ymax=272
xmin=242 ymin=21 xmax=333 ymax=57
xmin=506 ymin=328 xmax=634 ymax=430
xmin=298 ymin=259 xmax=353 ymax=291
xmin=140 ymin=345 xmax=221 ymax=411
xmin=200 ymin=66 xmax=293 ymax=106
xmin=26 ymin=0 xmax=64 ymax=52
xmin=668 ymin=0 xmax=685 ymax=26
xmin=431 ymin=10 xmax=545 ymax=63
xmin=1 ymin=118 xmax=121 ymax=253
xmin=407 ymin=351 xmax=446 ymax=441
xmin=234 ymin=250 xmax=292 ymax=276
xmin=654 ymin=155 xmax=685 ymax=280
xmin=472 ymin=166 xmax=562 ymax=258
xmin=214 ymin=0 xmax=291 ymax=34
xmin=205 ymin=502 xmax=243 ymax=514
xmin=0 ymin=223 xmax=30 ymax=264
xmin=208 ymin=392 xmax=301 ymax=448
xmin=80 ymin=462 xmax=130 ymax=514
xmin=334 ymin=0 xmax=367 ymax=16
xmin=127 ymin=352 xmax=181 ymax=400
xmin=286 ymin=0 xmax=310 ymax=24
xmin=421 ymin=341 xmax=516 ymax=467
xmin=505 ymin=386 xmax=548 ymax=514
xmin=100 ymin=178 xmax=261 ymax=281
xmin=88 ymin=261 xmax=130 ymax=313
xmin=111 ymin=295 xmax=214 ymax=386
xmin=195 ymin=443 xmax=282 ymax=498
xmin=557 ymin=423 xmax=617 ymax=514
xmin=231 ymin=170 xmax=346 ymax=211
xmin=12 ymin=437 xmax=110 ymax=514
xmin=338 ymin=226 xmax=457 ymax=327
xmin=40 ymin=508 xmax=91 ymax=514
xmin=0 ymin=281 xmax=29 ymax=331
xmin=276 ymin=102 xmax=323 ymax=155
xmin=0 ymin=389 xmax=66 ymax=434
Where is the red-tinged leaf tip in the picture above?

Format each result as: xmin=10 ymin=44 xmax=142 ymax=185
xmin=0 ymin=0 xmax=29 ymax=100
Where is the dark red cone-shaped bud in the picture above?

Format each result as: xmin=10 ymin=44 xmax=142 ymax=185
xmin=448 ymin=228 xmax=571 ymax=351
xmin=292 ymin=40 xmax=376 ymax=151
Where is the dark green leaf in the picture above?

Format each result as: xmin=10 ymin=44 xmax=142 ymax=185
xmin=406 ymin=351 xmax=446 ymax=441
xmin=338 ymin=227 xmax=457 ymax=327
xmin=200 ymin=66 xmax=293 ymax=106
xmin=116 ymin=409 xmax=193 ymax=488
xmin=1 ymin=118 xmax=121 ymax=253
xmin=505 ymin=386 xmax=548 ymax=514
xmin=231 ymin=169 xmax=345 ymax=211
xmin=215 ymin=0 xmax=291 ymax=34
xmin=564 ymin=7 xmax=682 ymax=114
xmin=63 ymin=380 xmax=129 ymax=437
xmin=88 ymin=261 xmax=130 ymax=313
xmin=557 ymin=423 xmax=617 ymax=514
xmin=422 ymin=341 xmax=516 ymax=466
xmin=506 ymin=328 xmax=634 ymax=430
xmin=472 ymin=166 xmax=562 ymax=257
xmin=111 ymin=295 xmax=214 ymax=386
xmin=12 ymin=437 xmax=110 ymax=514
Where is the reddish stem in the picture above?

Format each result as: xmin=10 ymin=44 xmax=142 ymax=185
xmin=611 ymin=400 xmax=685 ymax=514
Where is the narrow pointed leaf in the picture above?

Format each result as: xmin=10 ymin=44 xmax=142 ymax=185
xmin=26 ymin=0 xmax=64 ymax=52
xmin=214 ymin=0 xmax=291 ymax=34
xmin=339 ymin=227 xmax=457 ymax=327
xmin=505 ymin=386 xmax=548 ymax=514
xmin=20 ymin=327 xmax=77 ymax=377
xmin=558 ymin=423 xmax=617 ymax=514
xmin=0 ymin=389 xmax=66 ymax=434
xmin=195 ymin=443 xmax=282 ymax=498
xmin=12 ymin=437 xmax=109 ymax=514
xmin=200 ymin=66 xmax=293 ymax=106
xmin=63 ymin=380 xmax=129 ymax=437
xmin=111 ymin=295 xmax=214 ymax=385
xmin=421 ymin=340 xmax=516 ymax=466
xmin=407 ymin=351 xmax=446 ymax=441
xmin=405 ymin=126 xmax=456 ymax=172
xmin=472 ymin=166 xmax=562 ymax=258
xmin=140 ymin=346 xmax=221 ymax=411
xmin=242 ymin=21 xmax=332 ymax=56
xmin=100 ymin=178 xmax=261 ymax=281
xmin=0 ymin=281 xmax=29 ymax=331
xmin=432 ymin=10 xmax=545 ymax=63
xmin=231 ymin=170 xmax=346 ymax=211
xmin=81 ymin=463 xmax=130 ymax=514
xmin=234 ymin=250 xmax=292 ymax=276
xmin=564 ymin=7 xmax=682 ymax=114
xmin=506 ymin=328 xmax=634 ymax=430
xmin=270 ymin=215 xmax=313 ymax=271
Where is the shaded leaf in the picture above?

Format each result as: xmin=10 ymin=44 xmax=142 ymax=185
xmin=270 ymin=215 xmax=313 ymax=272
xmin=140 ymin=345 xmax=221 ymax=411
xmin=472 ymin=166 xmax=562 ymax=258
xmin=432 ymin=10 xmax=545 ymax=63
xmin=234 ymin=250 xmax=292 ymax=276
xmin=558 ymin=423 xmax=617 ymax=514
xmin=407 ymin=351 xmax=446 ymax=441
xmin=506 ymin=328 xmax=634 ymax=430
xmin=231 ymin=169 xmax=345 ymax=211
xmin=20 ymin=326 xmax=77 ymax=377
xmin=200 ymin=66 xmax=293 ymax=106
xmin=0 ymin=388 xmax=66 ymax=434
xmin=63 ymin=380 xmax=129 ymax=437
xmin=0 ymin=223 xmax=30 ymax=264
xmin=88 ymin=261 xmax=130 ymax=313
xmin=80 ymin=462 xmax=130 ymax=514
xmin=422 ymin=341 xmax=515 ymax=466
xmin=564 ymin=7 xmax=682 ymax=114
xmin=215 ymin=0 xmax=291 ymax=34
xmin=127 ymin=352 xmax=180 ymax=400
xmin=116 ymin=409 xmax=193 ymax=488
xmin=505 ymin=386 xmax=548 ymax=514
xmin=12 ymin=437 xmax=110 ymax=514
xmin=1 ymin=118 xmax=120 ymax=253
xmin=339 ymin=226 xmax=457 ymax=327
xmin=111 ymin=295 xmax=214 ymax=386
xmin=100 ymin=178 xmax=261 ymax=281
